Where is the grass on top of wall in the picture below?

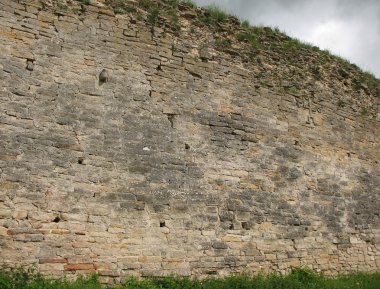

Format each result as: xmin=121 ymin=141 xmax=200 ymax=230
xmin=0 ymin=266 xmax=380 ymax=289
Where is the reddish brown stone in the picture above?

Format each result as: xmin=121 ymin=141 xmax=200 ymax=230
xmin=39 ymin=258 xmax=67 ymax=264
xmin=64 ymin=263 xmax=95 ymax=271
xmin=51 ymin=229 xmax=71 ymax=235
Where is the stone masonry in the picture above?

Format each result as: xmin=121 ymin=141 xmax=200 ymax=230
xmin=0 ymin=0 xmax=379 ymax=283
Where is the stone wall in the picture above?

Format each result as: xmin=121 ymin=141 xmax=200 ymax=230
xmin=0 ymin=0 xmax=379 ymax=283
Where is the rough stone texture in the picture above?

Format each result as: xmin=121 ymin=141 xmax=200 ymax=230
xmin=0 ymin=0 xmax=379 ymax=283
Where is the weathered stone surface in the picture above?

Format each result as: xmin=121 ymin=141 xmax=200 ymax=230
xmin=0 ymin=0 xmax=379 ymax=283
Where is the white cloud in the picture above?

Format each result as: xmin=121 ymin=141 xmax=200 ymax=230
xmin=305 ymin=20 xmax=356 ymax=56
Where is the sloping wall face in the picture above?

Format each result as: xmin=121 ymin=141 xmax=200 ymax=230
xmin=0 ymin=0 xmax=379 ymax=283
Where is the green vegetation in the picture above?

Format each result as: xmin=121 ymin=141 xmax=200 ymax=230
xmin=236 ymin=31 xmax=262 ymax=50
xmin=311 ymin=65 xmax=323 ymax=80
xmin=1 ymin=267 xmax=380 ymax=289
xmin=163 ymin=0 xmax=179 ymax=8
xmin=358 ymin=72 xmax=380 ymax=97
xmin=283 ymin=38 xmax=314 ymax=53
xmin=361 ymin=107 xmax=369 ymax=116
xmin=139 ymin=0 xmax=153 ymax=9
xmin=180 ymin=0 xmax=196 ymax=8
xmin=171 ymin=43 xmax=177 ymax=53
xmin=147 ymin=5 xmax=160 ymax=26
xmin=162 ymin=1 xmax=180 ymax=31
xmin=241 ymin=19 xmax=250 ymax=28
xmin=201 ymin=5 xmax=229 ymax=25
xmin=105 ymin=0 xmax=137 ymax=14
xmin=214 ymin=38 xmax=231 ymax=49
xmin=0 ymin=266 xmax=101 ymax=289
xmin=337 ymin=100 xmax=346 ymax=108
xmin=57 ymin=2 xmax=69 ymax=11
xmin=80 ymin=0 xmax=91 ymax=5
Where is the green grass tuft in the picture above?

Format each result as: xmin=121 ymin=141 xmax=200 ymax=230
xmin=147 ymin=6 xmax=160 ymax=26
xmin=215 ymin=38 xmax=232 ymax=49
xmin=106 ymin=0 xmax=137 ymax=14
xmin=138 ymin=0 xmax=152 ymax=9
xmin=201 ymin=5 xmax=229 ymax=25
xmin=236 ymin=31 xmax=262 ymax=50
xmin=180 ymin=0 xmax=196 ymax=8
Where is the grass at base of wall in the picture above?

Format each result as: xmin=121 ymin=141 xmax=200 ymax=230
xmin=0 ymin=267 xmax=379 ymax=289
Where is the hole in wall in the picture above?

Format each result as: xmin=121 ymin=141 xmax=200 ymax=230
xmin=167 ymin=114 xmax=175 ymax=128
xmin=156 ymin=65 xmax=162 ymax=71
xmin=99 ymin=69 xmax=108 ymax=85
xmin=185 ymin=143 xmax=190 ymax=150
xmin=206 ymin=270 xmax=217 ymax=275
xmin=241 ymin=222 xmax=250 ymax=230
xmin=294 ymin=140 xmax=299 ymax=146
xmin=160 ymin=221 xmax=166 ymax=227
xmin=229 ymin=223 xmax=234 ymax=230
xmin=52 ymin=216 xmax=61 ymax=223
xmin=347 ymin=152 xmax=351 ymax=157
xmin=78 ymin=157 xmax=84 ymax=165
xmin=200 ymin=57 xmax=208 ymax=63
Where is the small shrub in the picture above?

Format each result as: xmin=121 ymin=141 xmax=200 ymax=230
xmin=236 ymin=31 xmax=262 ymax=50
xmin=80 ymin=0 xmax=90 ymax=5
xmin=360 ymin=107 xmax=369 ymax=116
xmin=136 ymin=12 xmax=144 ymax=21
xmin=241 ymin=19 xmax=250 ymax=28
xmin=236 ymin=31 xmax=251 ymax=41
xmin=288 ymin=267 xmax=321 ymax=284
xmin=352 ymin=78 xmax=362 ymax=92
xmin=138 ymin=0 xmax=152 ymax=9
xmin=361 ymin=71 xmax=380 ymax=97
xmin=106 ymin=0 xmax=136 ymax=14
xmin=163 ymin=7 xmax=180 ymax=32
xmin=147 ymin=6 xmax=160 ymax=26
xmin=250 ymin=26 xmax=267 ymax=37
xmin=215 ymin=38 xmax=231 ymax=49
xmin=39 ymin=0 xmax=48 ymax=9
xmin=125 ymin=6 xmax=137 ymax=13
xmin=164 ymin=0 xmax=180 ymax=9
xmin=337 ymin=100 xmax=346 ymax=108
xmin=311 ymin=65 xmax=323 ymax=80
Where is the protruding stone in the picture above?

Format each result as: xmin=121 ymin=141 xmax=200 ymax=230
xmin=26 ymin=59 xmax=34 ymax=71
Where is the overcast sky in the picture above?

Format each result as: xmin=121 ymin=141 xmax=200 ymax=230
xmin=194 ymin=0 xmax=380 ymax=78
